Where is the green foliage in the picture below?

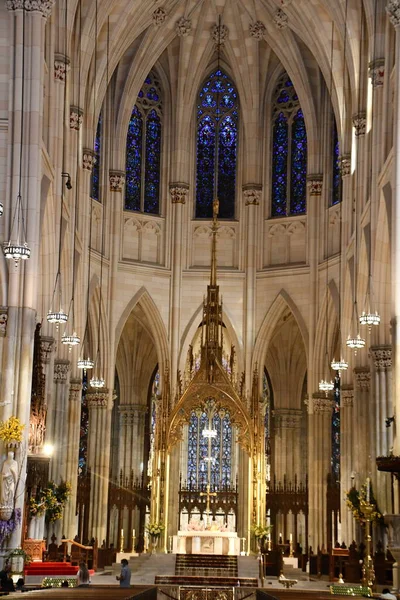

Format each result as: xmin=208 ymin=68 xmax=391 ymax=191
xmin=29 ymin=480 xmax=71 ymax=523
xmin=146 ymin=522 xmax=165 ymax=536
xmin=345 ymin=480 xmax=383 ymax=525
xmin=251 ymin=524 xmax=272 ymax=540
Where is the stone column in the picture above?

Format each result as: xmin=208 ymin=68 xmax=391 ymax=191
xmin=169 ymin=184 xmax=189 ymax=387
xmin=307 ymin=394 xmax=334 ymax=551
xmin=63 ymin=379 xmax=82 ymax=538
xmin=49 ymin=360 xmax=70 ymax=482
xmin=243 ymin=185 xmax=261 ymax=383
xmin=341 ymin=387 xmax=356 ymax=545
xmin=352 ymin=113 xmax=367 ymax=212
xmin=273 ymin=409 xmax=303 ymax=481
xmin=340 ymin=155 xmax=352 ymax=246
xmin=353 ymin=368 xmax=371 ymax=477
xmin=371 ymin=345 xmax=393 ymax=512
xmin=369 ymin=59 xmax=386 ymax=250
xmin=386 ymin=1 xmax=400 ymax=456
xmin=86 ymin=389 xmax=112 ymax=542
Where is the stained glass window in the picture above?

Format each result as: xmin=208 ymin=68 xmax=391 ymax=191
xmin=331 ymin=374 xmax=340 ymax=482
xmin=271 ymin=74 xmax=307 ymax=216
xmin=187 ymin=408 xmax=232 ymax=489
xmin=332 ymin=121 xmax=341 ymax=205
xmin=147 ymin=368 xmax=159 ymax=479
xmin=91 ymin=114 xmax=101 ymax=202
xmin=263 ymin=369 xmax=272 ymax=486
xmin=125 ymin=72 xmax=162 ymax=214
xmin=196 ymin=70 xmax=238 ymax=219
xmin=78 ymin=373 xmax=89 ymax=473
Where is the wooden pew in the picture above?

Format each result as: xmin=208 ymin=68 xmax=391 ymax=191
xmin=7 ymin=585 xmax=156 ymax=600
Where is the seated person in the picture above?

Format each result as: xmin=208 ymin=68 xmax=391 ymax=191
xmin=15 ymin=578 xmax=25 ymax=592
xmin=0 ymin=572 xmax=15 ymax=592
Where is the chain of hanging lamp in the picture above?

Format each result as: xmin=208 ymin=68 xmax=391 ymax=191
xmin=4 ymin=2 xmax=30 ymax=263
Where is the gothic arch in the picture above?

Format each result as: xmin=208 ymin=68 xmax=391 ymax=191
xmin=313 ymin=282 xmax=339 ymax=387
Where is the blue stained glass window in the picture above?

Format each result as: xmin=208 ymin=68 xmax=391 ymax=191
xmin=271 ymin=73 xmax=308 ymax=216
xmin=271 ymin=113 xmax=288 ymax=217
xmin=78 ymin=373 xmax=89 ymax=473
xmin=331 ymin=374 xmax=340 ymax=482
xmin=125 ymin=72 xmax=162 ymax=213
xmin=332 ymin=121 xmax=341 ymax=205
xmin=290 ymin=109 xmax=307 ymax=214
xmin=91 ymin=115 xmax=101 ymax=202
xmin=196 ymin=69 xmax=238 ymax=219
xmin=187 ymin=408 xmax=232 ymax=489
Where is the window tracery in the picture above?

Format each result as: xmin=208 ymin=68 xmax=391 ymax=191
xmin=271 ymin=74 xmax=307 ymax=216
xmin=125 ymin=72 xmax=162 ymax=214
xmin=196 ymin=69 xmax=238 ymax=219
xmin=91 ymin=114 xmax=102 ymax=202
xmin=331 ymin=374 xmax=340 ymax=481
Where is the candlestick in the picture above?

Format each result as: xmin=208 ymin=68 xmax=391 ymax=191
xmin=366 ymin=477 xmax=370 ymax=503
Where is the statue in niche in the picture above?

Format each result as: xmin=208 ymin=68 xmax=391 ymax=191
xmin=1 ymin=451 xmax=18 ymax=507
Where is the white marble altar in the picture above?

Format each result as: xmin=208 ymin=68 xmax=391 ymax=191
xmin=173 ymin=530 xmax=240 ymax=555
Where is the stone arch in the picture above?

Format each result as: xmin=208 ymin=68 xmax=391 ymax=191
xmin=313 ymin=282 xmax=339 ymax=389
xmin=373 ymin=183 xmax=391 ymax=344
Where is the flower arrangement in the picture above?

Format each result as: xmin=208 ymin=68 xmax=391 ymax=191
xmin=146 ymin=522 xmax=165 ymax=537
xmin=42 ymin=577 xmax=77 ymax=588
xmin=346 ymin=480 xmax=383 ymax=524
xmin=5 ymin=547 xmax=32 ymax=564
xmin=0 ymin=508 xmax=21 ymax=547
xmin=251 ymin=524 xmax=272 ymax=540
xmin=30 ymin=480 xmax=71 ymax=523
xmin=0 ymin=416 xmax=24 ymax=444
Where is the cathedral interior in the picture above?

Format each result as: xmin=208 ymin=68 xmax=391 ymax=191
xmin=1 ymin=0 xmax=400 ymax=573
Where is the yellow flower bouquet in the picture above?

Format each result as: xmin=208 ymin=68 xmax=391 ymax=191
xmin=0 ymin=416 xmax=24 ymax=444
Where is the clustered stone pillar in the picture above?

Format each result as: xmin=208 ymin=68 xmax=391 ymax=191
xmin=118 ymin=404 xmax=147 ymax=479
xmin=371 ymin=345 xmax=393 ymax=512
xmin=87 ymin=389 xmax=112 ymax=542
xmin=49 ymin=360 xmax=70 ymax=482
xmin=308 ymin=394 xmax=334 ymax=550
xmin=273 ymin=408 xmax=303 ymax=481
xmin=64 ymin=379 xmax=82 ymax=539
xmin=353 ymin=368 xmax=371 ymax=478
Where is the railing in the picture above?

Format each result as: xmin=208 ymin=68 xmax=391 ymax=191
xmin=61 ymin=539 xmax=98 ymax=571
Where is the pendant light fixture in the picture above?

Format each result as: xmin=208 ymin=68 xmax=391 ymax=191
xmin=359 ymin=0 xmax=380 ymax=333
xmin=4 ymin=3 xmax=30 ymax=263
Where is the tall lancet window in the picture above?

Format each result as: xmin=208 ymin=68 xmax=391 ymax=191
xmin=271 ymin=74 xmax=307 ymax=216
xmin=91 ymin=114 xmax=102 ymax=202
xmin=331 ymin=374 xmax=341 ymax=482
xmin=125 ymin=72 xmax=162 ymax=214
xmin=331 ymin=121 xmax=341 ymax=205
xmin=196 ymin=69 xmax=239 ymax=219
xmin=187 ymin=409 xmax=232 ymax=489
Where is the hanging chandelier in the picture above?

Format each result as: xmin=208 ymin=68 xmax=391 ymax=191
xmin=346 ymin=334 xmax=366 ymax=351
xmin=90 ymin=375 xmax=105 ymax=388
xmin=319 ymin=379 xmax=334 ymax=393
xmin=77 ymin=357 xmax=95 ymax=371
xmin=47 ymin=308 xmax=68 ymax=327
xmin=0 ymin=203 xmax=3 ymax=217
xmin=330 ymin=357 xmax=349 ymax=372
xmin=359 ymin=310 xmax=380 ymax=330
xmin=3 ymin=239 xmax=30 ymax=263
xmin=61 ymin=331 xmax=80 ymax=347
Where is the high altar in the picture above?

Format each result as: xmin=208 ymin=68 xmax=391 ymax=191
xmin=173 ymin=530 xmax=240 ymax=555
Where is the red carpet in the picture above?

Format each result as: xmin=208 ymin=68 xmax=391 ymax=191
xmin=25 ymin=562 xmax=79 ymax=576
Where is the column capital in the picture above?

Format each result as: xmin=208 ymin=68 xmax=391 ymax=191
xmin=83 ymin=149 xmax=96 ymax=172
xmin=307 ymin=174 xmax=323 ymax=195
xmin=69 ymin=379 xmax=82 ymax=401
xmin=170 ymin=183 xmax=189 ymax=204
xmin=310 ymin=393 xmax=334 ymax=413
xmin=369 ymin=58 xmax=385 ymax=87
xmin=6 ymin=0 xmax=55 ymax=17
xmin=70 ymin=106 xmax=84 ymax=131
xmin=249 ymin=21 xmax=266 ymax=40
xmin=371 ymin=345 xmax=392 ymax=370
xmin=109 ymin=170 xmax=126 ymax=192
xmin=273 ymin=8 xmax=288 ymax=29
xmin=341 ymin=386 xmax=354 ymax=407
xmin=54 ymin=53 xmax=70 ymax=82
xmin=54 ymin=359 xmax=70 ymax=383
xmin=176 ymin=17 xmax=192 ymax=37
xmin=273 ymin=408 xmax=302 ymax=427
xmin=243 ymin=184 xmax=262 ymax=206
xmin=87 ymin=389 xmax=109 ymax=408
xmin=353 ymin=112 xmax=367 ymax=137
xmin=354 ymin=367 xmax=371 ymax=391
xmin=340 ymin=154 xmax=351 ymax=177
xmin=0 ymin=307 xmax=8 ymax=337
xmin=40 ymin=336 xmax=54 ymax=364
xmin=387 ymin=1 xmax=400 ymax=28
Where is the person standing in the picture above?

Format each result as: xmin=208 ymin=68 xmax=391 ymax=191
xmin=116 ymin=559 xmax=131 ymax=588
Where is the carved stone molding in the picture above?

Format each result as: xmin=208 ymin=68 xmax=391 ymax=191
xmin=170 ymin=183 xmax=189 ymax=204
xmin=273 ymin=408 xmax=302 ymax=428
xmin=307 ymin=175 xmax=323 ymax=195
xmin=311 ymin=394 xmax=334 ymax=414
xmin=70 ymin=106 xmax=83 ymax=130
xmin=119 ymin=403 xmax=148 ymax=416
xmin=176 ymin=17 xmax=191 ymax=37
xmin=249 ymin=21 xmax=266 ymax=40
xmin=109 ymin=170 xmax=126 ymax=192
xmin=54 ymin=53 xmax=70 ymax=82
xmin=369 ymin=58 xmax=385 ymax=87
xmin=82 ymin=149 xmax=96 ymax=172
xmin=211 ymin=23 xmax=229 ymax=45
xmin=6 ymin=0 xmax=55 ymax=17
xmin=273 ymin=8 xmax=288 ymax=29
xmin=87 ymin=389 xmax=108 ymax=408
xmin=0 ymin=307 xmax=8 ymax=337
xmin=371 ymin=345 xmax=392 ymax=371
xmin=387 ymin=1 xmax=400 ymax=28
xmin=153 ymin=6 xmax=167 ymax=26
xmin=40 ymin=336 xmax=54 ymax=364
xmin=354 ymin=368 xmax=371 ymax=391
xmin=340 ymin=154 xmax=351 ymax=177
xmin=243 ymin=184 xmax=262 ymax=206
xmin=69 ymin=379 xmax=82 ymax=402
xmin=341 ymin=387 xmax=354 ymax=407
xmin=54 ymin=360 xmax=70 ymax=383
xmin=353 ymin=112 xmax=367 ymax=137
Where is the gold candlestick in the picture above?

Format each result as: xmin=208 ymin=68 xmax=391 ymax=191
xmin=360 ymin=500 xmax=375 ymax=588
xmin=120 ymin=529 xmax=124 ymax=553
